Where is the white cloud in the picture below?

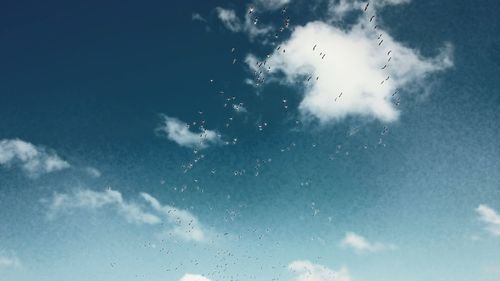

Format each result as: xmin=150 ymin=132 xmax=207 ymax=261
xmin=179 ymin=273 xmax=212 ymax=281
xmin=156 ymin=115 xmax=222 ymax=149
xmin=0 ymin=139 xmax=70 ymax=177
xmin=288 ymin=260 xmax=351 ymax=281
xmin=340 ymin=232 xmax=396 ymax=253
xmin=215 ymin=7 xmax=272 ymax=39
xmin=255 ymin=0 xmax=290 ymax=11
xmin=141 ymin=193 xmax=205 ymax=242
xmin=246 ymin=14 xmax=452 ymax=123
xmin=45 ymin=188 xmax=207 ymax=242
xmin=0 ymin=251 xmax=21 ymax=269
xmin=328 ymin=0 xmax=410 ymax=18
xmin=476 ymin=204 xmax=500 ymax=236
xmin=47 ymin=188 xmax=161 ymax=225
xmin=216 ymin=7 xmax=242 ymax=32
xmin=192 ymin=13 xmax=207 ymax=22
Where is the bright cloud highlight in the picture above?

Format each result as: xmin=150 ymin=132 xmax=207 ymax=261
xmin=246 ymin=13 xmax=452 ymax=123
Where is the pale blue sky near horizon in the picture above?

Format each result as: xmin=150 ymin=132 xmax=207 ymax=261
xmin=0 ymin=0 xmax=499 ymax=281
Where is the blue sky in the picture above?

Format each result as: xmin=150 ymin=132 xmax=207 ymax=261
xmin=0 ymin=0 xmax=499 ymax=281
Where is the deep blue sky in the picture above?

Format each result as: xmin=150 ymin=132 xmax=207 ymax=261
xmin=1 ymin=0 xmax=499 ymax=281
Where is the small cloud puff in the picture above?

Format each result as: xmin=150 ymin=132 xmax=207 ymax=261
xmin=156 ymin=115 xmax=222 ymax=149
xmin=340 ymin=232 xmax=397 ymax=253
xmin=0 ymin=139 xmax=70 ymax=177
xmin=215 ymin=7 xmax=272 ymax=39
xmin=476 ymin=204 xmax=500 ymax=236
xmin=288 ymin=260 xmax=351 ymax=281
xmin=179 ymin=274 xmax=212 ymax=281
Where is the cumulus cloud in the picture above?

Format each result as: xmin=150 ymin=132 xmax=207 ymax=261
xmin=246 ymin=8 xmax=452 ymax=123
xmin=0 ymin=139 xmax=70 ymax=177
xmin=340 ymin=232 xmax=396 ymax=253
xmin=215 ymin=7 xmax=272 ymax=39
xmin=45 ymin=188 xmax=207 ymax=242
xmin=156 ymin=115 xmax=222 ymax=149
xmin=288 ymin=260 xmax=351 ymax=281
xmin=0 ymin=251 xmax=21 ymax=269
xmin=179 ymin=273 xmax=212 ymax=281
xmin=476 ymin=204 xmax=500 ymax=236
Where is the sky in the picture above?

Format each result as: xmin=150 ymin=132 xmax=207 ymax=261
xmin=0 ymin=0 xmax=499 ymax=281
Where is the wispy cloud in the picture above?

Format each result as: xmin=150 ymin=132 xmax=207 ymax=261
xmin=84 ymin=166 xmax=101 ymax=178
xmin=476 ymin=204 xmax=500 ymax=236
xmin=46 ymin=188 xmax=161 ymax=225
xmin=246 ymin=4 xmax=452 ymax=123
xmin=0 ymin=139 xmax=70 ymax=177
xmin=215 ymin=7 xmax=272 ymax=39
xmin=45 ymin=188 xmax=208 ymax=242
xmin=0 ymin=251 xmax=21 ymax=269
xmin=141 ymin=192 xmax=205 ymax=242
xmin=191 ymin=13 xmax=207 ymax=22
xmin=340 ymin=232 xmax=396 ymax=253
xmin=179 ymin=273 xmax=212 ymax=281
xmin=288 ymin=260 xmax=351 ymax=281
xmin=254 ymin=0 xmax=290 ymax=11
xmin=328 ymin=0 xmax=410 ymax=18
xmin=156 ymin=115 xmax=222 ymax=149
xmin=215 ymin=7 xmax=241 ymax=32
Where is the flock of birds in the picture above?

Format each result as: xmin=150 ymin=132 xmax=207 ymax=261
xmin=179 ymin=2 xmax=403 ymax=178
xmin=125 ymin=2 xmax=407 ymax=280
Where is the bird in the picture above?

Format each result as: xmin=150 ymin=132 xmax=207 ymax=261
xmin=381 ymin=64 xmax=387 ymax=69
xmin=313 ymin=44 xmax=317 ymax=51
xmin=364 ymin=2 xmax=369 ymax=11
xmin=379 ymin=39 xmax=384 ymax=46
xmin=370 ymin=15 xmax=375 ymax=22
xmin=387 ymin=50 xmax=392 ymax=55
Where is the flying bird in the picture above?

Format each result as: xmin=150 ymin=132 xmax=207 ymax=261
xmin=313 ymin=44 xmax=317 ymax=51
xmin=370 ymin=15 xmax=375 ymax=22
xmin=379 ymin=39 xmax=384 ymax=46
xmin=364 ymin=2 xmax=369 ymax=11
